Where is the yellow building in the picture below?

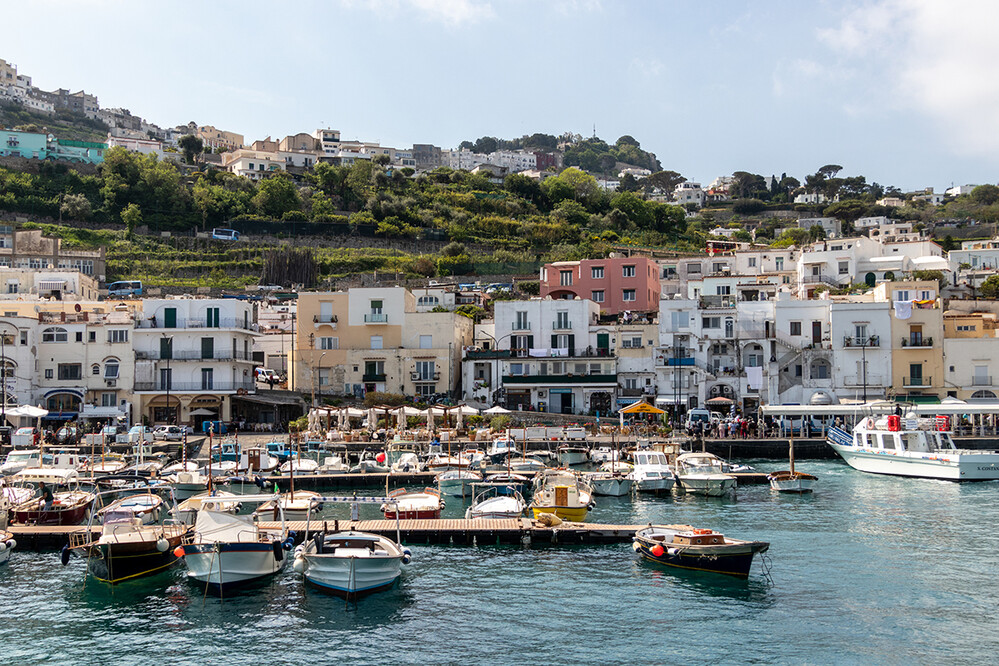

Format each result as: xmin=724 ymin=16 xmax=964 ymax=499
xmin=876 ymin=280 xmax=943 ymax=401
xmin=943 ymin=310 xmax=999 ymax=400
xmin=294 ymin=288 xmax=473 ymax=401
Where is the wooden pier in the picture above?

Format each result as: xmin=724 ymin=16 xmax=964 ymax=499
xmin=7 ymin=518 xmax=644 ymax=551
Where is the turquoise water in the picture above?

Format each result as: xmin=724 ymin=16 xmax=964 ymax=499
xmin=3 ymin=461 xmax=999 ymax=664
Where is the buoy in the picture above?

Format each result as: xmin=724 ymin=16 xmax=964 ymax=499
xmin=631 ymin=541 xmax=642 ymax=552
xmin=173 ymin=546 xmax=185 ymax=558
xmin=5 ymin=539 xmax=15 ymax=551
xmin=272 ymin=540 xmax=284 ymax=561
xmin=156 ymin=538 xmax=169 ymax=552
xmin=401 ymin=547 xmax=412 ymax=564
xmin=60 ymin=545 xmax=71 ymax=566
xmin=376 ymin=452 xmax=386 ymax=464
xmin=650 ymin=544 xmax=665 ymax=557
xmin=292 ymin=557 xmax=306 ymax=574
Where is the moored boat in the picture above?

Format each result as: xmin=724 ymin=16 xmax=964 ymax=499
xmin=96 ymin=492 xmax=165 ymax=525
xmin=465 ymin=484 xmax=526 ymax=519
xmin=436 ymin=469 xmax=482 ymax=497
xmin=632 ymin=525 xmax=770 ymax=578
xmin=628 ymin=450 xmax=675 ymax=493
xmin=828 ymin=414 xmax=999 ymax=481
xmin=381 ymin=488 xmax=442 ymax=519
xmin=0 ymin=491 xmax=14 ymax=565
xmin=11 ymin=468 xmax=96 ymax=525
xmin=170 ymin=490 xmax=242 ymax=525
xmin=585 ymin=471 xmax=634 ymax=497
xmin=529 ymin=469 xmax=593 ymax=522
xmin=590 ymin=446 xmax=620 ymax=463
xmin=254 ymin=490 xmax=323 ymax=522
xmin=294 ymin=530 xmax=410 ymax=598
xmin=556 ymin=445 xmax=589 ymax=466
xmin=675 ymin=452 xmax=737 ymax=496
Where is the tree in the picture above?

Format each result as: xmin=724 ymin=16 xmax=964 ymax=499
xmin=912 ymin=269 xmax=947 ymax=289
xmin=252 ymin=175 xmax=301 ymax=218
xmin=472 ymin=136 xmax=498 ymax=154
xmin=178 ymin=135 xmax=203 ymax=165
xmin=641 ymin=170 xmax=685 ymax=196
xmin=121 ymin=203 xmax=142 ymax=237
xmin=808 ymin=224 xmax=826 ymax=241
xmin=823 ymin=199 xmax=868 ymax=222
xmin=981 ymin=274 xmax=999 ymax=299
xmin=617 ymin=173 xmax=640 ymax=192
xmin=441 ymin=241 xmax=467 ymax=257
xmin=372 ymin=153 xmax=391 ymax=166
xmin=817 ymin=164 xmax=843 ymax=179
xmin=730 ymin=172 xmax=769 ymax=200
xmin=971 ymin=184 xmax=999 ymax=205
xmin=732 ymin=198 xmax=766 ymax=215
xmin=60 ymin=193 xmax=91 ymax=221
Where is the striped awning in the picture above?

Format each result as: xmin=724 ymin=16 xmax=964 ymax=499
xmin=38 ymin=280 xmax=66 ymax=290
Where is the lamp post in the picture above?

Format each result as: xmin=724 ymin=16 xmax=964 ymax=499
xmin=476 ymin=331 xmax=516 ymax=407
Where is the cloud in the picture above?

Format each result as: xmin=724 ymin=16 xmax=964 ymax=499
xmin=340 ymin=0 xmax=494 ymax=26
xmin=819 ymin=0 xmax=999 ymax=155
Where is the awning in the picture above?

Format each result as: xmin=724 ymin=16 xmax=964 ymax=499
xmin=619 ymin=400 xmax=666 ymax=415
xmin=655 ymin=395 xmax=683 ymax=405
xmin=706 ymin=396 xmax=734 ymax=404
xmin=38 ymin=280 xmax=67 ymax=290
xmin=892 ymin=395 xmax=941 ymax=404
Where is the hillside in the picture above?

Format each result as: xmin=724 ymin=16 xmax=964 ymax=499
xmin=0 ymin=102 xmax=110 ymax=143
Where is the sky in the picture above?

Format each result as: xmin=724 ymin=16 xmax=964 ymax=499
xmin=4 ymin=0 xmax=998 ymax=191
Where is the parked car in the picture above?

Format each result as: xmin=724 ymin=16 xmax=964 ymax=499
xmin=153 ymin=425 xmax=185 ymax=441
xmin=108 ymin=280 xmax=143 ymax=298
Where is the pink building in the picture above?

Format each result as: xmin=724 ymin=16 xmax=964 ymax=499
xmin=539 ymin=257 xmax=660 ymax=315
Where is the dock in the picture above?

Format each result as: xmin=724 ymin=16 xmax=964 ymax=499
xmin=7 ymin=518 xmax=645 ymax=551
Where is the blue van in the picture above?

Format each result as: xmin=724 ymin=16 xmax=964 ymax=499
xmin=212 ymin=228 xmax=240 ymax=241
xmin=108 ymin=280 xmax=142 ymax=297
xmin=201 ymin=420 xmax=228 ymax=435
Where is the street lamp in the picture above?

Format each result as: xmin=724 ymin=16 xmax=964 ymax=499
xmin=475 ymin=331 xmax=516 ymax=407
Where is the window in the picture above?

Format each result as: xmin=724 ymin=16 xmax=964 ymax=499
xmin=57 ymin=363 xmax=82 ymax=381
xmin=370 ymin=335 xmax=383 ymax=350
xmin=512 ymin=334 xmax=533 ymax=357
xmin=201 ymin=337 xmax=214 ymax=360
xmin=108 ymin=329 xmax=129 ymax=344
xmin=559 ymin=270 xmax=573 ymax=286
xmin=19 ymin=330 xmax=27 ymax=346
xmin=591 ymin=290 xmax=604 ymax=303
xmin=206 ymin=307 xmax=220 ymax=328
xmin=88 ymin=331 xmax=96 ymax=343
xmin=702 ymin=317 xmax=720 ymax=329
xmin=101 ymin=392 xmax=116 ymax=407
xmin=415 ymin=361 xmax=435 ymax=381
xmin=76 ymin=332 xmax=83 ymax=343
xmin=515 ymin=311 xmax=529 ymax=330
xmin=775 ymin=257 xmax=784 ymax=271
xmin=671 ymin=311 xmax=690 ymax=329
xmin=42 ymin=327 xmax=68 ymax=343
xmin=811 ymin=360 xmax=830 ymax=379
xmin=625 ymin=377 xmax=638 ymax=389
xmin=717 ymin=285 xmax=731 ymax=295
xmin=160 ymin=368 xmax=172 ymax=390
xmin=556 ymin=311 xmax=570 ymax=329
xmin=591 ymin=266 xmax=604 ymax=279
xmin=895 ymin=290 xmax=910 ymax=301
xmin=6 ymin=281 xmax=17 ymax=294
xmin=370 ymin=299 xmax=383 ymax=314
xmin=622 ymin=289 xmax=636 ymax=302
xmin=686 ymin=263 xmax=702 ymax=274
xmin=748 ymin=257 xmax=757 ymax=268
xmin=790 ymin=321 xmax=802 ymax=336
xmin=104 ymin=361 xmax=119 ymax=379
xmin=838 ymin=261 xmax=850 ymax=275
xmin=855 ymin=324 xmax=868 ymax=340
xmin=92 ymin=364 xmax=100 ymax=375
xmin=45 ymin=369 xmax=53 ymax=379
xmin=201 ymin=368 xmax=214 ymax=390
xmin=417 ymin=296 xmax=439 ymax=307
xmin=319 ymin=336 xmax=339 ymax=350
xmin=622 ymin=265 xmax=636 ymax=278
xmin=509 ymin=362 xmax=525 ymax=376
xmin=419 ymin=334 xmax=432 ymax=349
xmin=622 ymin=336 xmax=642 ymax=348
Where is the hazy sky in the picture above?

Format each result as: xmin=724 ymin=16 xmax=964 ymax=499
xmin=5 ymin=0 xmax=998 ymax=190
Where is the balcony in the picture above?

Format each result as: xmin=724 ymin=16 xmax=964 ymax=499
xmin=972 ymin=376 xmax=993 ymax=386
xmin=134 ymin=381 xmax=255 ymax=392
xmin=362 ymin=373 xmax=387 ymax=382
xmin=903 ymin=376 xmax=932 ymax=387
xmin=843 ymin=375 xmax=886 ymax=387
xmin=900 ymin=336 xmax=933 ymax=348
xmin=136 ymin=317 xmax=256 ymax=331
xmin=465 ymin=349 xmax=514 ymax=360
xmin=135 ymin=350 xmax=253 ymax=361
xmin=843 ymin=335 xmax=880 ymax=348
xmin=364 ymin=313 xmax=388 ymax=324
xmin=313 ymin=314 xmax=338 ymax=328
xmin=618 ymin=387 xmax=647 ymax=397
xmin=502 ymin=374 xmax=618 ymax=384
xmin=552 ymin=321 xmax=573 ymax=330
xmin=511 ymin=322 xmax=531 ymax=331
xmin=699 ymin=295 xmax=736 ymax=309
xmin=411 ymin=372 xmax=441 ymax=381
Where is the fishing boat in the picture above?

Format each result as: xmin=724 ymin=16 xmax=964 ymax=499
xmin=486 ymin=437 xmax=517 ymax=464
xmin=768 ymin=435 xmax=817 ymax=493
xmin=170 ymin=490 xmax=242 ymax=525
xmin=425 ymin=453 xmax=470 ymax=472
xmin=632 ymin=525 xmax=770 ymax=578
xmin=64 ymin=487 xmax=190 ymax=584
xmin=436 ymin=469 xmax=482 ymax=497
xmin=176 ymin=494 xmax=293 ymax=591
xmin=529 ymin=469 xmax=593 ymax=522
xmin=556 ymin=444 xmax=589 ymax=466
xmin=239 ymin=446 xmax=280 ymax=473
xmin=96 ymin=492 xmax=165 ymax=525
xmin=11 ymin=468 xmax=96 ymax=525
xmin=828 ymin=414 xmax=999 ymax=481
xmin=294 ymin=496 xmax=411 ymax=598
xmin=590 ymin=446 xmax=620 ymax=463
xmin=1 ymin=449 xmax=41 ymax=476
xmin=381 ymin=488 xmax=442 ymax=519
xmin=674 ymin=452 xmax=737 ymax=496
xmin=254 ymin=490 xmax=323 ymax=522
xmin=465 ymin=484 xmax=526 ymax=519
xmin=628 ymin=450 xmax=676 ymax=493
xmin=585 ymin=471 xmax=634 ymax=497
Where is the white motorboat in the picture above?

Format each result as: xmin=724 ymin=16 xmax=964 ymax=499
xmin=1 ymin=449 xmax=41 ymax=476
xmin=170 ymin=470 xmax=211 ymax=501
xmin=436 ymin=469 xmax=482 ymax=497
xmin=675 ymin=452 xmax=737 ymax=496
xmin=348 ymin=458 xmax=390 ymax=474
xmin=96 ymin=492 xmax=165 ymax=525
xmin=390 ymin=452 xmax=422 ymax=473
xmin=254 ymin=490 xmax=323 ymax=522
xmin=83 ymin=454 xmax=129 ymax=476
xmin=178 ymin=494 xmax=292 ymax=590
xmin=170 ymin=490 xmax=242 ymax=525
xmin=507 ymin=457 xmax=547 ymax=475
xmin=585 ymin=472 xmax=634 ymax=497
xmin=486 ymin=437 xmax=517 ymax=464
xmin=279 ymin=457 xmax=320 ymax=475
xmin=426 ymin=454 xmax=470 ymax=472
xmin=318 ymin=453 xmax=350 ymax=474
xmin=162 ymin=461 xmax=201 ymax=475
xmin=600 ymin=460 xmax=633 ymax=474
xmin=590 ymin=447 xmax=620 ymax=463
xmin=628 ymin=450 xmax=676 ymax=493
xmin=556 ymin=445 xmax=589 ymax=466
xmin=294 ymin=529 xmax=410 ymax=598
xmin=381 ymin=488 xmax=442 ymax=519
xmin=465 ymin=484 xmax=526 ymax=519
xmin=828 ymin=415 xmax=999 ymax=481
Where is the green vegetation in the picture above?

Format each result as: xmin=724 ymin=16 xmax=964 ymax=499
xmin=0 ymin=102 xmax=110 ymax=143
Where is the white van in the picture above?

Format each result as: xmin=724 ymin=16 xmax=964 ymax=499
xmin=685 ymin=408 xmax=713 ymax=430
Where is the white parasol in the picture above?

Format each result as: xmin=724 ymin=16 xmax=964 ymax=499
xmin=367 ymin=407 xmax=378 ymax=432
xmin=456 ymin=407 xmax=464 ymax=430
xmin=483 ymin=405 xmax=511 ymax=414
xmin=396 ymin=406 xmax=407 ymax=431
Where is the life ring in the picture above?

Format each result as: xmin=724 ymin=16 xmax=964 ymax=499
xmin=865 ymin=418 xmax=874 ymax=429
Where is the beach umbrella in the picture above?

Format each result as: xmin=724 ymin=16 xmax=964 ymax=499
xmin=396 ymin=406 xmax=407 ymax=431
xmin=456 ymin=407 xmax=464 ymax=430
xmin=427 ymin=408 xmax=435 ymax=431
xmin=368 ymin=407 xmax=377 ymax=431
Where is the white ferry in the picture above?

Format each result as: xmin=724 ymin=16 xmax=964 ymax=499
xmin=827 ymin=414 xmax=999 ymax=481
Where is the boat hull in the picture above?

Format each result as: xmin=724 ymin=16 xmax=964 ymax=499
xmin=633 ymin=538 xmax=767 ymax=578
xmin=588 ymin=476 xmax=634 ymax=497
xmin=182 ymin=542 xmax=286 ymax=589
xmin=302 ymin=556 xmax=402 ymax=598
xmin=14 ymin=502 xmax=90 ymax=526
xmin=768 ymin=472 xmax=817 ymax=493
xmin=557 ymin=450 xmax=589 ymax=466
xmin=828 ymin=442 xmax=999 ymax=481
xmin=678 ymin=474 xmax=737 ymax=496
xmin=81 ymin=533 xmax=187 ymax=584
xmin=530 ymin=505 xmax=588 ymax=522
xmin=631 ymin=472 xmax=675 ymax=493
xmin=0 ymin=531 xmax=13 ymax=565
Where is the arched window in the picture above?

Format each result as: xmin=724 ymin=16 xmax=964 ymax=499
xmin=810 ymin=359 xmax=831 ymax=379
xmin=42 ymin=327 xmax=68 ymax=343
xmin=91 ymin=364 xmax=100 ymax=375
xmin=0 ymin=359 xmax=15 ymax=380
xmin=972 ymin=390 xmax=996 ymax=400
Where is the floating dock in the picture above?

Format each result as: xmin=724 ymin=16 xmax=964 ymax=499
xmin=8 ymin=518 xmax=644 ymax=551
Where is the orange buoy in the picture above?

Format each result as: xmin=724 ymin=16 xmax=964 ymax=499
xmin=651 ymin=544 xmax=665 ymax=557
xmin=173 ymin=546 xmax=185 ymax=558
xmin=376 ymin=452 xmax=386 ymax=464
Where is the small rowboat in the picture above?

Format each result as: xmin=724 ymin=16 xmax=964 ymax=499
xmin=633 ymin=525 xmax=769 ymax=578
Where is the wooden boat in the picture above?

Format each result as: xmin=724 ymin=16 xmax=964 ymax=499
xmin=169 ymin=490 xmax=242 ymax=525
xmin=768 ymin=430 xmax=817 ymax=493
xmin=390 ymin=452 xmax=421 ymax=473
xmin=65 ymin=512 xmax=190 ymax=584
xmin=318 ymin=453 xmax=350 ymax=474
xmin=96 ymin=492 xmax=165 ymax=525
xmin=529 ymin=469 xmax=593 ymax=522
xmin=632 ymin=525 xmax=770 ymax=578
xmin=381 ymin=488 xmax=442 ymax=519
xmin=177 ymin=493 xmax=291 ymax=590
xmin=279 ymin=457 xmax=320 ymax=475
xmin=465 ymin=484 xmax=526 ymax=519
xmin=83 ymin=454 xmax=129 ymax=476
xmin=483 ymin=472 xmax=530 ymax=495
xmin=254 ymin=490 xmax=323 ymax=522
xmin=11 ymin=468 xmax=95 ymax=525
xmin=425 ymin=454 xmax=470 ymax=472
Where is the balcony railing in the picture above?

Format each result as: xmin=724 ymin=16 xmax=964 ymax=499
xmin=314 ymin=314 xmax=338 ymax=324
xmin=972 ymin=376 xmax=993 ymax=386
xmin=502 ymin=374 xmax=617 ymax=384
xmin=134 ymin=381 xmax=255 ymax=392
xmin=136 ymin=317 xmax=256 ymax=331
xmin=843 ymin=335 xmax=880 ymax=348
xmin=901 ymin=337 xmax=933 ymax=347
xmin=699 ymin=295 xmax=736 ymax=308
xmin=843 ymin=375 xmax=885 ymax=387
xmin=465 ymin=349 xmax=513 ymax=360
xmin=364 ymin=313 xmax=388 ymax=323
xmin=411 ymin=372 xmax=441 ymax=381
xmin=362 ymin=373 xmax=387 ymax=382
xmin=135 ymin=350 xmax=253 ymax=361
xmin=511 ymin=322 xmax=531 ymax=331
xmin=903 ymin=376 xmax=932 ymax=387
xmin=552 ymin=321 xmax=572 ymax=330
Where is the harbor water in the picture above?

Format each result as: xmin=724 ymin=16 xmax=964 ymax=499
xmin=3 ymin=460 xmax=999 ymax=664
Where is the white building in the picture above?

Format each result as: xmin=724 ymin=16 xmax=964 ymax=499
xmin=945 ymin=184 xmax=977 ymax=197
xmin=829 ymin=299 xmax=892 ymax=402
xmin=798 ymin=217 xmax=841 ymax=238
xmin=221 ymin=149 xmax=287 ymax=180
xmin=674 ymin=182 xmax=705 ymax=208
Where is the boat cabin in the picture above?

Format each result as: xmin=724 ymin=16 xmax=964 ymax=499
xmin=633 ymin=451 xmax=670 ymax=467
xmin=853 ymin=417 xmax=957 ymax=453
xmin=673 ymin=529 xmax=725 ymax=546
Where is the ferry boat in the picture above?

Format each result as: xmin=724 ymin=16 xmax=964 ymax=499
xmin=828 ymin=415 xmax=999 ymax=481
